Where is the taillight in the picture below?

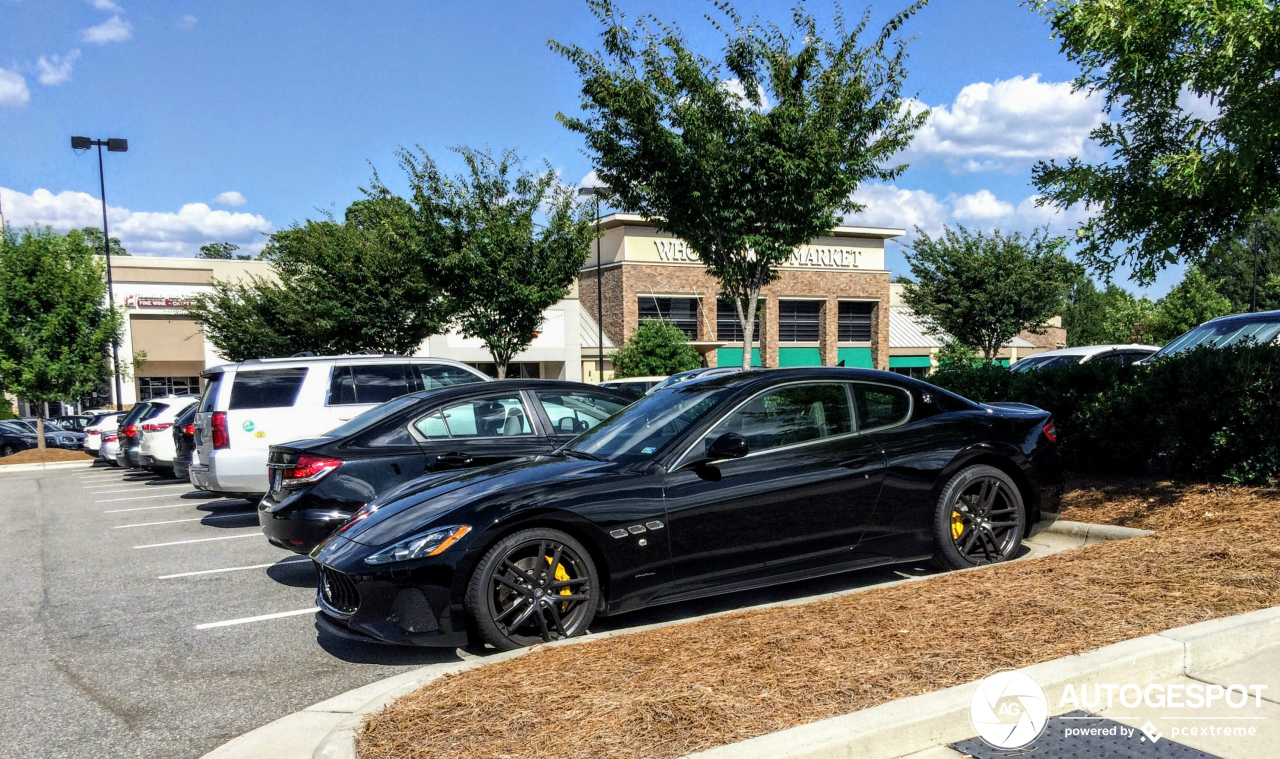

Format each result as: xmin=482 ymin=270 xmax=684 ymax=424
xmin=142 ymin=423 xmax=173 ymax=432
xmin=122 ymin=424 xmax=137 ymax=438
xmin=87 ymin=429 xmax=100 ymax=436
xmin=1042 ymin=420 xmax=1058 ymax=444
xmin=280 ymin=454 xmax=342 ymax=486
xmin=102 ymin=433 xmax=118 ymax=443
xmin=182 ymin=424 xmax=195 ymax=435
xmin=211 ymin=412 xmax=229 ymax=449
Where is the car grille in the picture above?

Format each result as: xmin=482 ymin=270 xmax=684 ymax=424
xmin=317 ymin=564 xmax=360 ymax=615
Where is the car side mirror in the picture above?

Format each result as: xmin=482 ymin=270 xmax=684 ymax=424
xmin=706 ymin=432 xmax=749 ymax=461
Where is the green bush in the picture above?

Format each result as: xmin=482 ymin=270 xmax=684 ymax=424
xmin=929 ymin=345 xmax=1280 ymax=484
xmin=611 ymin=319 xmax=703 ymax=378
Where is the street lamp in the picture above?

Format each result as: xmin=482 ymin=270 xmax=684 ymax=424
xmin=578 ymin=184 xmax=606 ymax=383
xmin=71 ymin=135 xmax=128 ymax=409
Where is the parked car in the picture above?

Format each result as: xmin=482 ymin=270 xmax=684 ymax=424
xmin=84 ymin=412 xmax=124 ymax=456
xmin=260 ymin=380 xmax=632 ymax=554
xmin=100 ymin=424 xmax=124 ymax=465
xmin=50 ymin=415 xmax=95 ymax=432
xmin=313 ymin=367 xmax=1063 ymax=650
xmin=12 ymin=419 xmax=85 ymax=449
xmin=114 ymin=402 xmax=156 ymax=468
xmin=646 ymin=367 xmax=742 ymax=394
xmin=137 ymin=396 xmax=200 ymax=474
xmin=171 ymin=405 xmax=198 ymax=482
xmin=1010 ymin=344 xmax=1159 ymax=373
xmin=0 ymin=421 xmax=59 ymax=456
xmin=193 ymin=355 xmax=489 ymax=500
xmin=598 ymin=375 xmax=666 ymax=399
xmin=1147 ymin=309 xmax=1280 ymax=360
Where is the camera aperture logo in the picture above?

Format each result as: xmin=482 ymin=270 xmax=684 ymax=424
xmin=970 ymin=670 xmax=1049 ymax=749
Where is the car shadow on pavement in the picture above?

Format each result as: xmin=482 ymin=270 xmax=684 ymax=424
xmin=315 ymin=625 xmax=465 ymax=666
xmin=266 ymin=556 xmax=316 ymax=588
xmin=200 ymin=511 xmax=260 ymax=529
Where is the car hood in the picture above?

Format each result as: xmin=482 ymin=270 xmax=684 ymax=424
xmin=338 ymin=454 xmax=624 ymax=548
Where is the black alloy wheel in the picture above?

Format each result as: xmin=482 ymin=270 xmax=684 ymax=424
xmin=0 ymin=444 xmax=14 ymax=457
xmin=932 ymin=465 xmax=1025 ymax=570
xmin=466 ymin=528 xmax=598 ymax=651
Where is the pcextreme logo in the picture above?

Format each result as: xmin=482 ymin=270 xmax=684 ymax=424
xmin=969 ymin=670 xmax=1049 ymax=749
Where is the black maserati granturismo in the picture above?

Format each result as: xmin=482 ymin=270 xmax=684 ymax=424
xmin=312 ymin=367 xmax=1063 ymax=650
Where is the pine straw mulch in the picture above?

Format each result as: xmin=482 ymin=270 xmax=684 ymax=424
xmin=0 ymin=448 xmax=96 ymax=465
xmin=358 ymin=478 xmax=1280 ymax=759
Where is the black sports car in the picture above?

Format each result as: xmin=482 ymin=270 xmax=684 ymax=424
xmin=312 ymin=368 xmax=1062 ymax=651
xmin=260 ymin=380 xmax=632 ymax=554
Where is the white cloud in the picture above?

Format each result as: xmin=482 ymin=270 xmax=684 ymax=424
xmin=178 ymin=14 xmax=198 ymax=30
xmin=0 ymin=68 xmax=29 ymax=107
xmin=1177 ymin=85 xmax=1220 ymax=123
xmin=904 ymin=75 xmax=1108 ymax=173
xmin=848 ymin=182 xmax=1094 ymax=240
xmin=578 ymin=170 xmax=605 ymax=190
xmin=36 ymin=51 xmax=81 ymax=86
xmin=82 ymin=15 xmax=133 ymax=44
xmin=720 ymin=78 xmax=770 ymax=110
xmin=87 ymin=0 xmax=123 ymax=11
xmin=212 ymin=191 xmax=247 ymax=207
xmin=1 ymin=186 xmax=274 ymax=257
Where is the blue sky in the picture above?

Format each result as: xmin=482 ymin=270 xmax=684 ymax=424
xmin=0 ymin=0 xmax=1184 ymax=296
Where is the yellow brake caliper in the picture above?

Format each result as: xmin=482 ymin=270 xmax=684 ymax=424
xmin=951 ymin=510 xmax=965 ymax=540
xmin=545 ymin=556 xmax=573 ymax=610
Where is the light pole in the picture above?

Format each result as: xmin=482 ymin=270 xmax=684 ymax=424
xmin=72 ymin=136 xmax=128 ymax=409
xmin=578 ymin=185 xmax=605 ymax=383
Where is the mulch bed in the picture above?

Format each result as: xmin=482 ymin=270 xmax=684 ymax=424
xmin=357 ymin=477 xmax=1280 ymax=759
xmin=0 ymin=448 xmax=96 ymax=466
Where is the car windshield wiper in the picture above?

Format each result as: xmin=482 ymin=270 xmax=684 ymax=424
xmin=561 ymin=449 xmax=603 ymax=461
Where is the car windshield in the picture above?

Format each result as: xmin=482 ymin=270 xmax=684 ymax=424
xmin=1011 ymin=355 xmax=1080 ymax=372
xmin=1154 ymin=317 xmax=1280 ymax=358
xmin=120 ymin=403 xmax=153 ymax=427
xmin=322 ymin=395 xmax=422 ymax=439
xmin=0 ymin=422 xmax=29 ymax=435
xmin=563 ymin=385 xmax=731 ymax=463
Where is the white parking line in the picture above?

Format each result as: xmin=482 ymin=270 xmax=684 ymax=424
xmin=88 ymin=486 xmax=194 ymax=495
xmin=159 ymin=557 xmax=311 ymax=579
xmin=113 ymin=514 xmax=254 ymax=529
xmin=97 ymin=493 xmax=201 ymax=503
xmin=195 ymin=607 xmax=319 ymax=630
xmin=134 ymin=532 xmax=260 ymax=549
xmin=104 ymin=502 xmax=195 ymax=513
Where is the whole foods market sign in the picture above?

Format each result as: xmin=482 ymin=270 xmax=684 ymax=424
xmin=651 ymin=240 xmax=869 ymax=270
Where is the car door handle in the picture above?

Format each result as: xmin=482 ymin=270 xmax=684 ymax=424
xmin=435 ymin=452 xmax=474 ymax=468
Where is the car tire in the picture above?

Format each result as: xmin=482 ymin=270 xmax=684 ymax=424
xmin=931 ymin=464 xmax=1026 ymax=570
xmin=465 ymin=528 xmax=599 ymax=651
xmin=0 ymin=444 xmax=14 ymax=457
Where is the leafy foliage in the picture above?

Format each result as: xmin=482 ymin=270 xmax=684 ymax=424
xmin=1061 ymin=276 xmax=1157 ymax=346
xmin=552 ymin=0 xmax=928 ymax=367
xmin=387 ymin=147 xmax=593 ymax=379
xmin=1149 ymin=267 xmax=1232 ymax=343
xmin=931 ymin=344 xmax=1280 ymax=483
xmin=79 ymin=226 xmax=129 ymax=256
xmin=611 ymin=319 xmax=702 ymax=378
xmin=902 ymin=225 xmax=1078 ymax=361
xmin=198 ymin=241 xmax=250 ymax=260
xmin=1030 ymin=0 xmax=1280 ymax=284
xmin=1199 ymin=209 xmax=1280 ymax=313
xmin=0 ymin=228 xmax=122 ymax=444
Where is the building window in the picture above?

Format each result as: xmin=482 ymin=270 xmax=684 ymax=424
xmin=469 ymin=362 xmax=542 ymax=379
xmin=638 ymin=296 xmax=699 ymax=339
xmin=890 ymin=366 xmax=930 ymax=380
xmin=778 ymin=300 xmax=821 ymax=343
xmin=138 ymin=376 xmax=200 ymax=400
xmin=716 ymin=297 xmax=761 ymax=342
xmin=838 ymin=301 xmax=874 ymax=342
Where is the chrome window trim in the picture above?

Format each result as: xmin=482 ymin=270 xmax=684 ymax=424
xmin=672 ymin=379 xmax=915 ymax=470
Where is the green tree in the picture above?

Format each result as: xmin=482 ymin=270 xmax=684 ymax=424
xmin=612 ymin=319 xmax=702 ymax=378
xmin=1200 ymin=210 xmax=1280 ymax=313
xmin=1062 ymin=277 xmax=1158 ymax=346
xmin=0 ymin=228 xmax=122 ymax=447
xmin=1150 ymin=267 xmax=1233 ymax=343
xmin=80 ymin=226 xmax=130 ymax=256
xmin=390 ymin=147 xmax=594 ymax=379
xmin=552 ymin=0 xmax=928 ymax=368
xmin=902 ymin=225 xmax=1078 ymax=362
xmin=198 ymin=241 xmax=250 ymax=260
xmin=188 ymin=196 xmax=452 ymax=361
xmin=1030 ymin=0 xmax=1280 ymax=284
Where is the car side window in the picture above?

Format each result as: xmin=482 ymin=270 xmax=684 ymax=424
xmin=412 ymin=364 xmax=486 ymax=391
xmin=853 ymin=383 xmax=912 ymax=430
xmin=706 ymin=383 xmax=853 ymax=454
xmin=329 ymin=364 xmax=415 ymax=405
xmin=535 ymin=391 xmax=628 ymax=436
xmin=412 ymin=411 xmax=449 ymax=439
xmin=439 ymin=395 xmax=534 ymax=438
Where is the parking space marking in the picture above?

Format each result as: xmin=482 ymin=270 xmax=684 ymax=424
xmin=159 ymin=557 xmax=311 ymax=579
xmin=195 ymin=607 xmax=319 ymax=630
xmin=97 ymin=493 xmax=201 ymax=503
xmin=113 ymin=514 xmax=254 ymax=529
xmin=134 ymin=532 xmax=261 ymax=549
xmin=104 ymin=502 xmax=200 ymax=513
xmin=88 ymin=485 xmax=194 ymax=495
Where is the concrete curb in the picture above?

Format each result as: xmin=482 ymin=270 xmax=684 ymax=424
xmin=0 ymin=459 xmax=98 ymax=474
xmin=1041 ymin=518 xmax=1153 ymax=544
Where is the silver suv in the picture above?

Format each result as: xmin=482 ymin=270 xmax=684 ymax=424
xmin=191 ymin=355 xmax=489 ymax=498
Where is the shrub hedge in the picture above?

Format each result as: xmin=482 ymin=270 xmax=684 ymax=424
xmin=928 ymin=345 xmax=1280 ymax=483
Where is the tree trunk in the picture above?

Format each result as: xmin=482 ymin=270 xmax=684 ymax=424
xmin=495 ymin=362 xmax=507 ymax=380
xmin=736 ymin=287 xmax=763 ymax=370
xmin=36 ymin=414 xmax=46 ymax=451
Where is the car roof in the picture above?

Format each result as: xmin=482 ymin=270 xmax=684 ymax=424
xmin=1023 ymin=344 xmax=1160 ymax=359
xmin=399 ymin=378 xmax=633 ymax=404
xmin=603 ymin=376 xmax=666 ymax=383
xmin=200 ymin=354 xmax=483 ymax=376
xmin=1199 ymin=309 xmax=1280 ymax=326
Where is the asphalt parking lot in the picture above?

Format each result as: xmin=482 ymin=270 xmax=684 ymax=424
xmin=0 ymin=461 xmax=955 ymax=759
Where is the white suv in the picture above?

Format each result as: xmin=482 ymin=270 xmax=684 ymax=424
xmin=191 ymin=355 xmax=489 ymax=498
xmin=137 ymin=395 xmax=200 ymax=474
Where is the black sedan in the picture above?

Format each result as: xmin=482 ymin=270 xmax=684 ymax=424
xmin=0 ymin=421 xmax=59 ymax=456
xmin=260 ymin=380 xmax=632 ymax=554
xmin=312 ymin=368 xmax=1063 ymax=651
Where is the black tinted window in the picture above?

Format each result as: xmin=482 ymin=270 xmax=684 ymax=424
xmin=411 ymin=364 xmax=485 ymax=391
xmin=354 ymin=364 xmax=410 ymax=404
xmin=707 ymin=383 xmax=852 ymax=452
xmin=229 ymin=369 xmax=307 ymax=410
xmin=199 ymin=373 xmax=223 ymax=412
xmin=328 ymin=367 xmax=357 ymax=405
xmin=144 ymin=403 xmax=170 ymax=420
xmin=854 ymin=383 xmax=912 ymax=430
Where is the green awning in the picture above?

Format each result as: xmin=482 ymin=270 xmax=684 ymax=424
xmin=889 ymin=355 xmax=932 ymax=369
xmin=778 ymin=347 xmax=822 ymax=367
xmin=837 ymin=347 xmax=874 ymax=368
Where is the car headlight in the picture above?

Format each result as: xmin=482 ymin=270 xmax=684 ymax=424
xmin=363 ymin=525 xmax=471 ymax=566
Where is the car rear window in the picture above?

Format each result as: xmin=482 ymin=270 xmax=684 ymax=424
xmin=199 ymin=373 xmax=223 ymax=412
xmin=229 ymin=368 xmax=308 ymax=410
xmin=144 ymin=403 xmax=170 ymax=420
